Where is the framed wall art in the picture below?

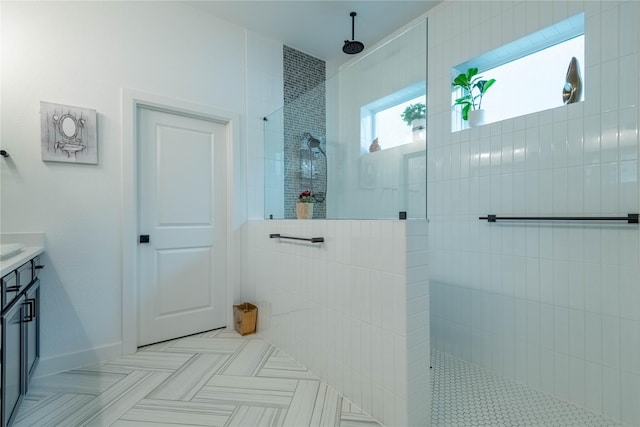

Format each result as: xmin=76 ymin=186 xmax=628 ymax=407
xmin=40 ymin=101 xmax=97 ymax=164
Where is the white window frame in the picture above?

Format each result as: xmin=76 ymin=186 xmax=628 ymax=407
xmin=360 ymin=81 xmax=426 ymax=153
xmin=451 ymin=13 xmax=585 ymax=131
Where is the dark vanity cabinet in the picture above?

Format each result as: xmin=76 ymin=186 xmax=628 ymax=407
xmin=1 ymin=255 xmax=42 ymax=427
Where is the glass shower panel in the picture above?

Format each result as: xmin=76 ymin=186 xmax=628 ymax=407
xmin=264 ymin=108 xmax=284 ymax=219
xmin=264 ymin=18 xmax=427 ymax=219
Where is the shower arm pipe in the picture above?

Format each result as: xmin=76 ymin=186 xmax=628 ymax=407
xmin=351 ymin=12 xmax=356 ymax=40
xmin=269 ymin=233 xmax=324 ymax=243
xmin=479 ymin=213 xmax=639 ymax=224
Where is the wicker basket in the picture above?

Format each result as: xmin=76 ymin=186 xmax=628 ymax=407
xmin=233 ymin=302 xmax=258 ymax=336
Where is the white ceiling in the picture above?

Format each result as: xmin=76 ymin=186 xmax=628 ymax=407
xmin=186 ymin=1 xmax=440 ymax=65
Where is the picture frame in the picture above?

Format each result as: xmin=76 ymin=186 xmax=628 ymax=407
xmin=40 ymin=101 xmax=98 ymax=164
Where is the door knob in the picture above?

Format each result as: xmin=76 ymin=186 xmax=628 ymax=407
xmin=139 ymin=235 xmax=150 ymax=244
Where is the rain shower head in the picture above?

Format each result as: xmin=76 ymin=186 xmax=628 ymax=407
xmin=343 ymin=12 xmax=364 ymax=55
xmin=343 ymin=40 xmax=364 ymax=55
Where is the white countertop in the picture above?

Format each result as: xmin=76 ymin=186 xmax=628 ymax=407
xmin=1 ymin=233 xmax=45 ymax=277
xmin=0 ymin=246 xmax=45 ymax=277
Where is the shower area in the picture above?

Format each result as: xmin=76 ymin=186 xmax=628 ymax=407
xmin=246 ymin=2 xmax=640 ymax=427
xmin=250 ymin=18 xmax=430 ymax=427
xmin=264 ymin=27 xmax=427 ymax=221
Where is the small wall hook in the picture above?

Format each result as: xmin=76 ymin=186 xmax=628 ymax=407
xmin=0 ymin=150 xmax=9 ymax=158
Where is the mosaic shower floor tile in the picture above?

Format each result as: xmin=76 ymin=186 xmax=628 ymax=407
xmin=431 ymin=350 xmax=622 ymax=427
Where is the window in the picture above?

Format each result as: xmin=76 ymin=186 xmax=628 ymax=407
xmin=481 ymin=36 xmax=584 ymax=124
xmin=361 ymin=82 xmax=426 ymax=152
xmin=452 ymin=13 xmax=585 ymax=130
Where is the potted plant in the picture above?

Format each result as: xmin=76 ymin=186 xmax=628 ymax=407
xmin=296 ymin=190 xmax=315 ymax=219
xmin=452 ymin=67 xmax=495 ymax=127
xmin=400 ymin=102 xmax=427 ymax=127
xmin=400 ymin=103 xmax=426 ymax=140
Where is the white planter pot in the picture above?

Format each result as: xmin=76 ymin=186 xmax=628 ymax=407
xmin=296 ymin=202 xmax=313 ymax=219
xmin=411 ymin=118 xmax=426 ymax=141
xmin=467 ymin=109 xmax=485 ymax=127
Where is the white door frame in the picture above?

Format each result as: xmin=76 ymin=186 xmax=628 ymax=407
xmin=121 ymin=88 xmax=238 ymax=355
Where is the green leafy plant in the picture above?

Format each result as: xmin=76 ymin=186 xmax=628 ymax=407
xmin=452 ymin=67 xmax=496 ymax=120
xmin=400 ymin=103 xmax=426 ymax=126
xmin=298 ymin=190 xmax=315 ymax=203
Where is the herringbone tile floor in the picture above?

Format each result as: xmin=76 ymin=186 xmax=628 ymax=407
xmin=15 ymin=329 xmax=380 ymax=427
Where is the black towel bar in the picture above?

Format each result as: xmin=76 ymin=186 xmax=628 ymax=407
xmin=269 ymin=233 xmax=324 ymax=243
xmin=479 ymin=213 xmax=638 ymax=224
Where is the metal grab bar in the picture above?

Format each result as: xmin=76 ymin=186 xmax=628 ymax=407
xmin=479 ymin=213 xmax=639 ymax=224
xmin=269 ymin=233 xmax=324 ymax=243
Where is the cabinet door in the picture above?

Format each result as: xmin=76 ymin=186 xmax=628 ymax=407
xmin=2 ymin=297 xmax=24 ymax=427
xmin=25 ymin=279 xmax=40 ymax=385
xmin=1 ymin=271 xmax=18 ymax=309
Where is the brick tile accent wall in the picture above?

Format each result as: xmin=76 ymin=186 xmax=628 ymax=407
xmin=283 ymin=46 xmax=327 ymax=218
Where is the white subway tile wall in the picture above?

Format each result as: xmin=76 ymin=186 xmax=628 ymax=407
xmin=242 ymin=220 xmax=429 ymax=427
xmin=428 ymin=1 xmax=639 ymax=426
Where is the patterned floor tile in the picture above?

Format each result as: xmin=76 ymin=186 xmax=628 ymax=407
xmin=17 ymin=330 xmax=380 ymax=427
xmin=164 ymin=336 xmax=246 ymax=354
xmin=208 ymin=329 xmax=247 ymax=339
xmin=14 ymin=393 xmax=95 ymax=426
xmin=149 ymin=353 xmax=228 ymax=401
xmin=29 ymin=369 xmax=127 ymax=395
xmin=282 ymin=380 xmax=321 ymax=426
xmin=104 ymin=351 xmax=193 ymax=371
xmin=309 ymin=383 xmax=342 ymax=426
xmin=226 ymin=405 xmax=287 ymax=427
xmin=76 ymin=364 xmax=136 ymax=375
xmin=112 ymin=421 xmax=191 ymax=427
xmin=60 ymin=371 xmax=171 ymax=426
xmin=431 ymin=350 xmax=623 ymax=427
xmin=118 ymin=399 xmax=234 ymax=426
xmin=258 ymin=350 xmax=320 ymax=380
xmin=195 ymin=375 xmax=298 ymax=407
xmin=14 ymin=389 xmax=52 ymax=413
xmin=220 ymin=339 xmax=274 ymax=376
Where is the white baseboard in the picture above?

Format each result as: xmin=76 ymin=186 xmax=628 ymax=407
xmin=34 ymin=342 xmax=123 ymax=378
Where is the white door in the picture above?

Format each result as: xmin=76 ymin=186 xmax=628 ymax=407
xmin=137 ymin=107 xmax=227 ymax=346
